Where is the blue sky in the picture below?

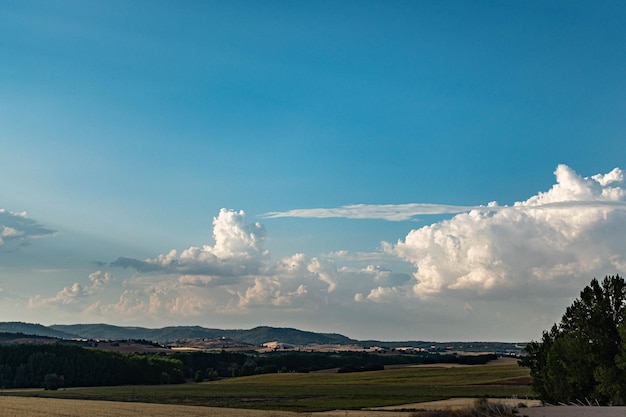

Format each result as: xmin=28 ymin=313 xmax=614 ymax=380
xmin=1 ymin=1 xmax=625 ymax=341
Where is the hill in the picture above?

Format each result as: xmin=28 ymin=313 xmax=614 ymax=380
xmin=221 ymin=326 xmax=355 ymax=345
xmin=0 ymin=322 xmax=526 ymax=354
xmin=49 ymin=324 xmax=357 ymax=345
xmin=49 ymin=323 xmax=219 ymax=341
xmin=0 ymin=331 xmax=60 ymax=344
xmin=0 ymin=322 xmax=76 ymax=339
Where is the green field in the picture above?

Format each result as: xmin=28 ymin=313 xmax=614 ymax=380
xmin=11 ymin=364 xmax=533 ymax=412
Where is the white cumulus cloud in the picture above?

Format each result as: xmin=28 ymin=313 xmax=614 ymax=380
xmin=29 ymin=271 xmax=113 ymax=308
xmin=388 ymin=165 xmax=626 ymax=298
xmin=112 ymin=209 xmax=268 ymax=277
xmin=25 ymin=165 xmax=626 ymax=340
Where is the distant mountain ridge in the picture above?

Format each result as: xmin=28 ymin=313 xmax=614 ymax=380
xmin=0 ymin=322 xmax=526 ymax=354
xmin=0 ymin=322 xmax=357 ymax=346
xmin=51 ymin=324 xmax=357 ymax=345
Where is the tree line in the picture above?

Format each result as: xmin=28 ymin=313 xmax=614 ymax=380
xmin=173 ymin=350 xmax=496 ymax=380
xmin=0 ymin=344 xmax=184 ymax=389
xmin=0 ymin=342 xmax=496 ymax=389
xmin=179 ymin=350 xmax=384 ymax=377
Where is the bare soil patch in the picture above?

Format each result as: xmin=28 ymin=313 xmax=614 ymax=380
xmin=314 ymin=411 xmax=411 ymax=417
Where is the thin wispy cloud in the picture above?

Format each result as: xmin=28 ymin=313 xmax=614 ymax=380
xmin=262 ymin=167 xmax=626 ymax=222
xmin=263 ymin=200 xmax=626 ymax=222
xmin=262 ymin=203 xmax=484 ymax=221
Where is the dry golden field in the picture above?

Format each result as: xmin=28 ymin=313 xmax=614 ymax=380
xmin=0 ymin=396 xmax=302 ymax=417
xmin=0 ymin=396 xmax=421 ymax=417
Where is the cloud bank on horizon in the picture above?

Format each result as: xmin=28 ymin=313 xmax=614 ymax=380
xmin=21 ymin=164 xmax=626 ymax=340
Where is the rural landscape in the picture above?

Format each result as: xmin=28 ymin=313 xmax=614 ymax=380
xmin=1 ymin=321 xmax=533 ymax=416
xmin=2 ymin=276 xmax=626 ymax=416
xmin=3 ymin=1 xmax=625 ymax=417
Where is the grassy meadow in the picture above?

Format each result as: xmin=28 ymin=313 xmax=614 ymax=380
xmin=9 ymin=362 xmax=533 ymax=413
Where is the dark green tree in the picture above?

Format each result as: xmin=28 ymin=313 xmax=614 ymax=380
xmin=194 ymin=370 xmax=204 ymax=382
xmin=0 ymin=364 xmax=13 ymax=388
xmin=520 ymin=275 xmax=626 ymax=404
xmin=205 ymin=368 xmax=219 ymax=380
xmin=13 ymin=364 xmax=29 ymax=388
xmin=43 ymin=373 xmax=64 ymax=390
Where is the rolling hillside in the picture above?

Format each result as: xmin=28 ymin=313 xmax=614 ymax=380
xmin=49 ymin=323 xmax=357 ymax=345
xmin=0 ymin=322 xmax=76 ymax=339
xmin=0 ymin=322 xmax=526 ymax=354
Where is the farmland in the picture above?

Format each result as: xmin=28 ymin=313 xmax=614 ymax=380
xmin=9 ymin=360 xmax=533 ymax=413
xmin=0 ymin=396 xmax=300 ymax=417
